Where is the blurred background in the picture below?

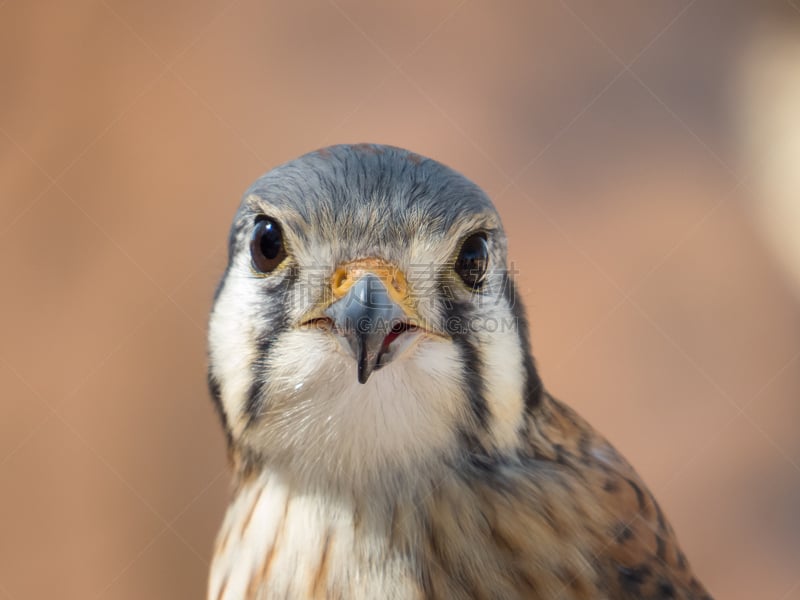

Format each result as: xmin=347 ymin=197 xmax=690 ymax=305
xmin=1 ymin=1 xmax=799 ymax=598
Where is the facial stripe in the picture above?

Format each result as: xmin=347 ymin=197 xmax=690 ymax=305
xmin=208 ymin=371 xmax=232 ymax=449
xmin=451 ymin=334 xmax=489 ymax=429
xmin=436 ymin=281 xmax=490 ymax=430
xmin=244 ymin=268 xmax=298 ymax=426
xmin=245 ymin=359 xmax=269 ymax=426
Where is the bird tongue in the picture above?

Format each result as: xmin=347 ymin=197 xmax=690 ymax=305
xmin=380 ymin=329 xmax=402 ymax=353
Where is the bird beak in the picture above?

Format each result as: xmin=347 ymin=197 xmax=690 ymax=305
xmin=323 ymin=260 xmax=414 ymax=384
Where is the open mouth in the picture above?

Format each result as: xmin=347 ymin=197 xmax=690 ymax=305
xmin=380 ymin=321 xmax=419 ymax=352
xmin=301 ymin=317 xmax=423 ymax=351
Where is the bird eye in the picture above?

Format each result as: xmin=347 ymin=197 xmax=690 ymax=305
xmin=454 ymin=232 xmax=489 ymax=289
xmin=251 ymin=217 xmax=287 ymax=273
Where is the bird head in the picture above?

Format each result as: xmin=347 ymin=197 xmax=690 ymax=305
xmin=208 ymin=144 xmax=541 ymax=489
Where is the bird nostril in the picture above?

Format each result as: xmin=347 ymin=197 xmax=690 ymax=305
xmin=331 ymin=268 xmax=349 ymax=297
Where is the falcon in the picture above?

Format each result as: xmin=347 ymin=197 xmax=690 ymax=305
xmin=206 ymin=144 xmax=712 ymax=599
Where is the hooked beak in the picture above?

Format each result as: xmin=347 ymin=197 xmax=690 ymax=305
xmin=322 ymin=261 xmax=418 ymax=384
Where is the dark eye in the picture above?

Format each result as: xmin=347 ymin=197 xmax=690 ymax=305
xmin=251 ymin=217 xmax=287 ymax=273
xmin=454 ymin=233 xmax=489 ymax=289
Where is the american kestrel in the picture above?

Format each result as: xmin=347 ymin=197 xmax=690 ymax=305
xmin=206 ymin=144 xmax=712 ymax=599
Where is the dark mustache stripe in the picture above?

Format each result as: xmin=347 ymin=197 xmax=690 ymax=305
xmin=207 ymin=371 xmax=232 ymax=450
xmin=244 ymin=267 xmax=298 ymax=426
xmin=436 ymin=280 xmax=490 ymax=430
xmin=452 ymin=333 xmax=490 ymax=430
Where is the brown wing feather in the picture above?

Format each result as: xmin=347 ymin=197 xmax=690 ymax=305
xmin=516 ymin=392 xmax=713 ymax=599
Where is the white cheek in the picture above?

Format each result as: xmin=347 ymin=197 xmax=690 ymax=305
xmin=476 ymin=323 xmax=525 ymax=451
xmin=208 ymin=261 xmax=261 ymax=435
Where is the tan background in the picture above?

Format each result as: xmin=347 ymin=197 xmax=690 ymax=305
xmin=2 ymin=1 xmax=799 ymax=598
